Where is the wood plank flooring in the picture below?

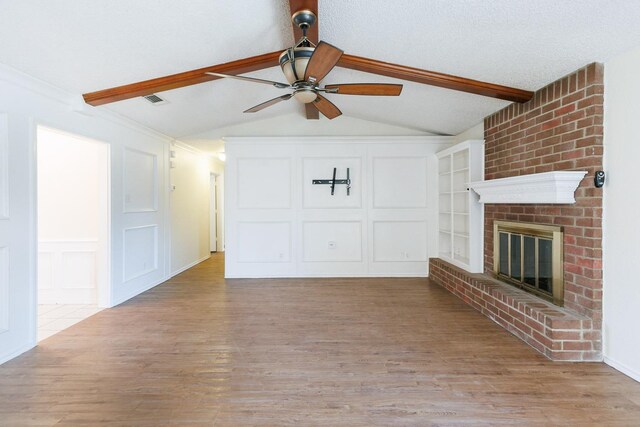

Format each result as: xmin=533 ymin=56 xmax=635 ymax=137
xmin=1 ymin=253 xmax=639 ymax=426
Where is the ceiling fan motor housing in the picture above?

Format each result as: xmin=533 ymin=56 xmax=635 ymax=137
xmin=279 ymin=47 xmax=314 ymax=85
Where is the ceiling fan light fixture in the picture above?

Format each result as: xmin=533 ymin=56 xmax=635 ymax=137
xmin=293 ymin=88 xmax=318 ymax=104
xmin=279 ymin=47 xmax=314 ymax=84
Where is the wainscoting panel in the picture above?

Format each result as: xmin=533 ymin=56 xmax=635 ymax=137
xmin=237 ymin=221 xmax=291 ymax=263
xmin=123 ymin=225 xmax=158 ymax=282
xmin=372 ymin=221 xmax=428 ymax=262
xmin=225 ymin=137 xmax=452 ymax=277
xmin=237 ymin=158 xmax=291 ymax=209
xmin=372 ymin=156 xmax=428 ymax=209
xmin=123 ymin=148 xmax=157 ymax=213
xmin=37 ymin=251 xmax=54 ymax=290
xmin=38 ymin=241 xmax=99 ymax=304
xmin=302 ymin=221 xmax=363 ymax=262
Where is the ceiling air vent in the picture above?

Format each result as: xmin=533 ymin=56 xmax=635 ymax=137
xmin=142 ymin=94 xmax=168 ymax=105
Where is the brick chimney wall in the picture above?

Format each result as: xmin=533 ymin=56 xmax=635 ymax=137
xmin=483 ymin=63 xmax=604 ymax=325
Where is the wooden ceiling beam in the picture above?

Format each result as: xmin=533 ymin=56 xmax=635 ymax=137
xmin=289 ymin=0 xmax=318 ymax=45
xmin=337 ymin=54 xmax=533 ymax=103
xmin=83 ymin=51 xmax=281 ymax=106
xmin=289 ymin=0 xmax=319 ymax=119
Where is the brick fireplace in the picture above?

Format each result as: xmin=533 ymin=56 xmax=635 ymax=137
xmin=430 ymin=63 xmax=604 ymax=361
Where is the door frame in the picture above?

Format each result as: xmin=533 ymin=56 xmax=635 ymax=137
xmin=35 ymin=125 xmax=112 ymax=309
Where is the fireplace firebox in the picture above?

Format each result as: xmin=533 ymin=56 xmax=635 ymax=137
xmin=493 ymin=221 xmax=564 ymax=306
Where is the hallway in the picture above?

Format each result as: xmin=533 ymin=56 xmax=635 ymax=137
xmin=1 ymin=253 xmax=639 ymax=425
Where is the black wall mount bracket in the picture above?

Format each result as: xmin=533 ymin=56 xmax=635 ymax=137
xmin=312 ymin=167 xmax=351 ymax=195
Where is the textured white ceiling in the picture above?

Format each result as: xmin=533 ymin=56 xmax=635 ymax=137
xmin=2 ymin=0 xmax=640 ymax=143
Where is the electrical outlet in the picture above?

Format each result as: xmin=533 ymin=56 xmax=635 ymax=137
xmin=328 ymin=241 xmax=336 ymax=249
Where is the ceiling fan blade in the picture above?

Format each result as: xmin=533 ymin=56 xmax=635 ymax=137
xmin=312 ymin=94 xmax=341 ymax=120
xmin=324 ymin=83 xmax=403 ymax=96
xmin=244 ymin=94 xmax=293 ymax=113
xmin=205 ymin=72 xmax=291 ymax=89
xmin=304 ymin=41 xmax=343 ymax=84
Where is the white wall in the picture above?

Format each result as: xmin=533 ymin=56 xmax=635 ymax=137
xmin=603 ymin=45 xmax=640 ymax=382
xmin=210 ymin=157 xmax=225 ymax=252
xmin=37 ymin=127 xmax=109 ymax=305
xmin=224 ymin=136 xmax=453 ymax=278
xmin=0 ymin=63 xmax=171 ymax=364
xmin=453 ymin=122 xmax=484 ymax=145
xmin=169 ymin=143 xmax=212 ymax=275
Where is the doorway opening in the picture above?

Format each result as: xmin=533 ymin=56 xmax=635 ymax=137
xmin=36 ymin=127 xmax=110 ymax=342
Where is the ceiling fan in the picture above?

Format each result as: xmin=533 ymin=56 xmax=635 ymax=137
xmin=82 ymin=0 xmax=533 ymax=121
xmin=205 ymin=10 xmax=402 ymax=119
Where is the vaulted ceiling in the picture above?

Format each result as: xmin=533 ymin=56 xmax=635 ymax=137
xmin=2 ymin=0 xmax=640 ymax=150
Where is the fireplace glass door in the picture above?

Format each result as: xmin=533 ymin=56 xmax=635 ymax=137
xmin=494 ymin=221 xmax=564 ymax=306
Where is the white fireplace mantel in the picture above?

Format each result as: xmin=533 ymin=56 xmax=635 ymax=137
xmin=469 ymin=171 xmax=588 ymax=204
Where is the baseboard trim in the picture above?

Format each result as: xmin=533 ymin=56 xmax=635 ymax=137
xmin=225 ymin=273 xmax=429 ymax=279
xmin=604 ymin=356 xmax=640 ymax=383
xmin=0 ymin=341 xmax=35 ymax=366
xmin=170 ymin=254 xmax=211 ymax=278
xmin=112 ymin=276 xmax=170 ymax=307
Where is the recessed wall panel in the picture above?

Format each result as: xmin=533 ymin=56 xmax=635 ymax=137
xmin=124 ymin=148 xmax=157 ymax=212
xmin=123 ymin=225 xmax=158 ymax=281
xmin=37 ymin=251 xmax=54 ymax=290
xmin=303 ymin=158 xmax=361 ymax=209
xmin=303 ymin=221 xmax=362 ymax=262
xmin=0 ymin=247 xmax=8 ymax=332
xmin=237 ymin=158 xmax=291 ymax=209
xmin=0 ymin=114 xmax=8 ymax=220
xmin=373 ymin=157 xmax=428 ymax=208
xmin=62 ymin=251 xmax=97 ymax=289
xmin=237 ymin=222 xmax=291 ymax=263
xmin=373 ymin=221 xmax=428 ymax=262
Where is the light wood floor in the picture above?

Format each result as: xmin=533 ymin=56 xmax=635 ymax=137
xmin=1 ymin=253 xmax=639 ymax=426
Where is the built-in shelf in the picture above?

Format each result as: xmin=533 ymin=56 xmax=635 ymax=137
xmin=437 ymin=140 xmax=484 ymax=274
xmin=469 ymin=171 xmax=587 ymax=204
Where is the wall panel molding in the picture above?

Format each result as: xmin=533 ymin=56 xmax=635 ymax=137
xmin=225 ymin=138 xmax=451 ymax=277
xmin=123 ymin=225 xmax=158 ymax=282
xmin=123 ymin=147 xmax=158 ymax=213
xmin=302 ymin=221 xmax=363 ymax=262
xmin=37 ymin=241 xmax=99 ymax=304
xmin=372 ymin=156 xmax=428 ymax=209
xmin=237 ymin=221 xmax=291 ymax=263
xmin=237 ymin=157 xmax=292 ymax=209
xmin=372 ymin=220 xmax=428 ymax=262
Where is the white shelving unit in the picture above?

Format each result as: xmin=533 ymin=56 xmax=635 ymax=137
xmin=437 ymin=140 xmax=484 ymax=273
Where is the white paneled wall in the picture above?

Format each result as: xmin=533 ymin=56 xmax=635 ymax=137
xmin=38 ymin=241 xmax=99 ymax=304
xmin=0 ymin=63 xmax=171 ymax=364
xmin=225 ymin=137 xmax=453 ymax=278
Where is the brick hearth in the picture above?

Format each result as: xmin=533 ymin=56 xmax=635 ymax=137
xmin=429 ymin=258 xmax=600 ymax=361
